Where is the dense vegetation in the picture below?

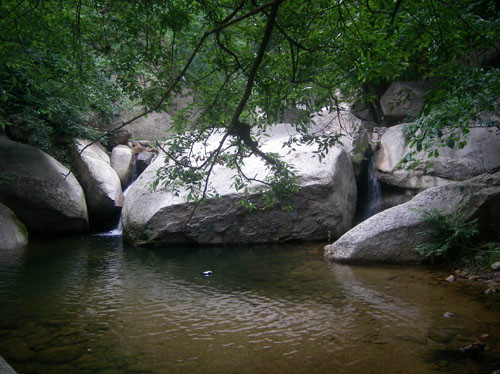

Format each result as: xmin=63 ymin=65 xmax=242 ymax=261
xmin=1 ymin=0 xmax=499 ymax=200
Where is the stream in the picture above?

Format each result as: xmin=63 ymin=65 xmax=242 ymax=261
xmin=0 ymin=236 xmax=499 ymax=374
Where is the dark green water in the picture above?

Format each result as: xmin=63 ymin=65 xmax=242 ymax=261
xmin=0 ymin=236 xmax=499 ymax=374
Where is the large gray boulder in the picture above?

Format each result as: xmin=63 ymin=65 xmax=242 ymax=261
xmin=325 ymin=172 xmax=500 ymax=264
xmin=0 ymin=138 xmax=88 ymax=233
xmin=72 ymin=139 xmax=124 ymax=230
xmin=122 ymin=124 xmax=357 ymax=246
xmin=110 ymin=145 xmax=135 ymax=188
xmin=0 ymin=201 xmax=28 ymax=249
xmin=375 ymin=124 xmax=500 ymax=190
xmin=312 ymin=107 xmax=374 ymax=180
xmin=380 ymin=81 xmax=431 ymax=124
xmin=113 ymin=90 xmax=197 ymax=141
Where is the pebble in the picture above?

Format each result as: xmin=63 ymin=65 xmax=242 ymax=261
xmin=443 ymin=312 xmax=455 ymax=318
xmin=445 ymin=275 xmax=455 ymax=283
xmin=491 ymin=261 xmax=500 ymax=271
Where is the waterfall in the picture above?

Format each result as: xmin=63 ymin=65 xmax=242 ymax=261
xmin=95 ymin=184 xmax=132 ymax=237
xmin=365 ymin=158 xmax=382 ymax=218
xmin=96 ymin=154 xmax=139 ymax=237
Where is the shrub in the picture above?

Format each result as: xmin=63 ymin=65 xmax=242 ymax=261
xmin=413 ymin=203 xmax=479 ymax=264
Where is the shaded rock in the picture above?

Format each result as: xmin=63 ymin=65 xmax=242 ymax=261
xmin=350 ymin=100 xmax=375 ymax=122
xmin=108 ymin=129 xmax=131 ymax=148
xmin=380 ymin=81 xmax=431 ymax=124
xmin=491 ymin=261 xmax=500 ymax=271
xmin=325 ymin=172 xmax=500 ymax=264
xmin=123 ymin=124 xmax=357 ymax=246
xmin=110 ymin=145 xmax=135 ymax=188
xmin=112 ymin=109 xmax=172 ymax=141
xmin=0 ymin=138 xmax=88 ymax=233
xmin=374 ymin=124 xmax=500 ymax=190
xmin=0 ymin=201 xmax=28 ymax=249
xmin=379 ymin=187 xmax=417 ymax=211
xmin=114 ymin=90 xmax=197 ymax=141
xmin=459 ymin=343 xmax=486 ymax=357
xmin=72 ymin=139 xmax=123 ymax=230
xmin=313 ymin=108 xmax=374 ymax=181
xmin=135 ymin=150 xmax=155 ymax=175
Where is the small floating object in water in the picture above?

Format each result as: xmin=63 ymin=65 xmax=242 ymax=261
xmin=443 ymin=312 xmax=455 ymax=318
xmin=202 ymin=271 xmax=213 ymax=276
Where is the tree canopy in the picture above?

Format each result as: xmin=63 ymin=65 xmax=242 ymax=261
xmin=1 ymin=0 xmax=499 ymax=204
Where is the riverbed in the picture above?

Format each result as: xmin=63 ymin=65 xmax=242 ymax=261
xmin=0 ymin=236 xmax=498 ymax=374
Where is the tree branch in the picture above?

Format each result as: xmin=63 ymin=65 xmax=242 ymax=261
xmin=71 ymin=0 xmax=284 ymax=174
xmin=228 ymin=0 xmax=283 ymax=166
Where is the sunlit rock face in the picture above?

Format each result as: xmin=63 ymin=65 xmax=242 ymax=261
xmin=72 ymin=139 xmax=124 ymax=230
xmin=325 ymin=172 xmax=500 ymax=264
xmin=122 ymin=122 xmax=357 ymax=246
xmin=374 ymin=124 xmax=500 ymax=191
xmin=0 ymin=138 xmax=88 ymax=233
xmin=110 ymin=144 xmax=135 ymax=188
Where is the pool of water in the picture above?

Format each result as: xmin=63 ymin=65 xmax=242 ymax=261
xmin=0 ymin=236 xmax=499 ymax=374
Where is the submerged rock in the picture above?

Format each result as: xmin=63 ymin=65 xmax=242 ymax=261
xmin=459 ymin=343 xmax=486 ymax=357
xmin=72 ymin=139 xmax=124 ymax=230
xmin=123 ymin=124 xmax=357 ymax=246
xmin=325 ymin=172 xmax=500 ymax=264
xmin=0 ymin=138 xmax=88 ymax=233
xmin=0 ymin=201 xmax=28 ymax=249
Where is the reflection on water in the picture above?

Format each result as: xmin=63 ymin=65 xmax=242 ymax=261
xmin=0 ymin=236 xmax=499 ymax=374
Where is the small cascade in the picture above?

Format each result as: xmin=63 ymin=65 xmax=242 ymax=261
xmin=95 ymin=184 xmax=132 ymax=237
xmin=356 ymin=156 xmax=382 ymax=223
xmin=130 ymin=153 xmax=139 ymax=182
xmin=96 ymin=154 xmax=139 ymax=237
xmin=365 ymin=157 xmax=382 ymax=218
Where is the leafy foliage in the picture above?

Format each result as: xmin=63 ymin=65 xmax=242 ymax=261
xmin=1 ymin=0 xmax=499 ymax=205
xmin=413 ymin=202 xmax=479 ymax=264
xmin=403 ymin=66 xmax=500 ymax=169
xmin=0 ymin=1 xmax=127 ymax=159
